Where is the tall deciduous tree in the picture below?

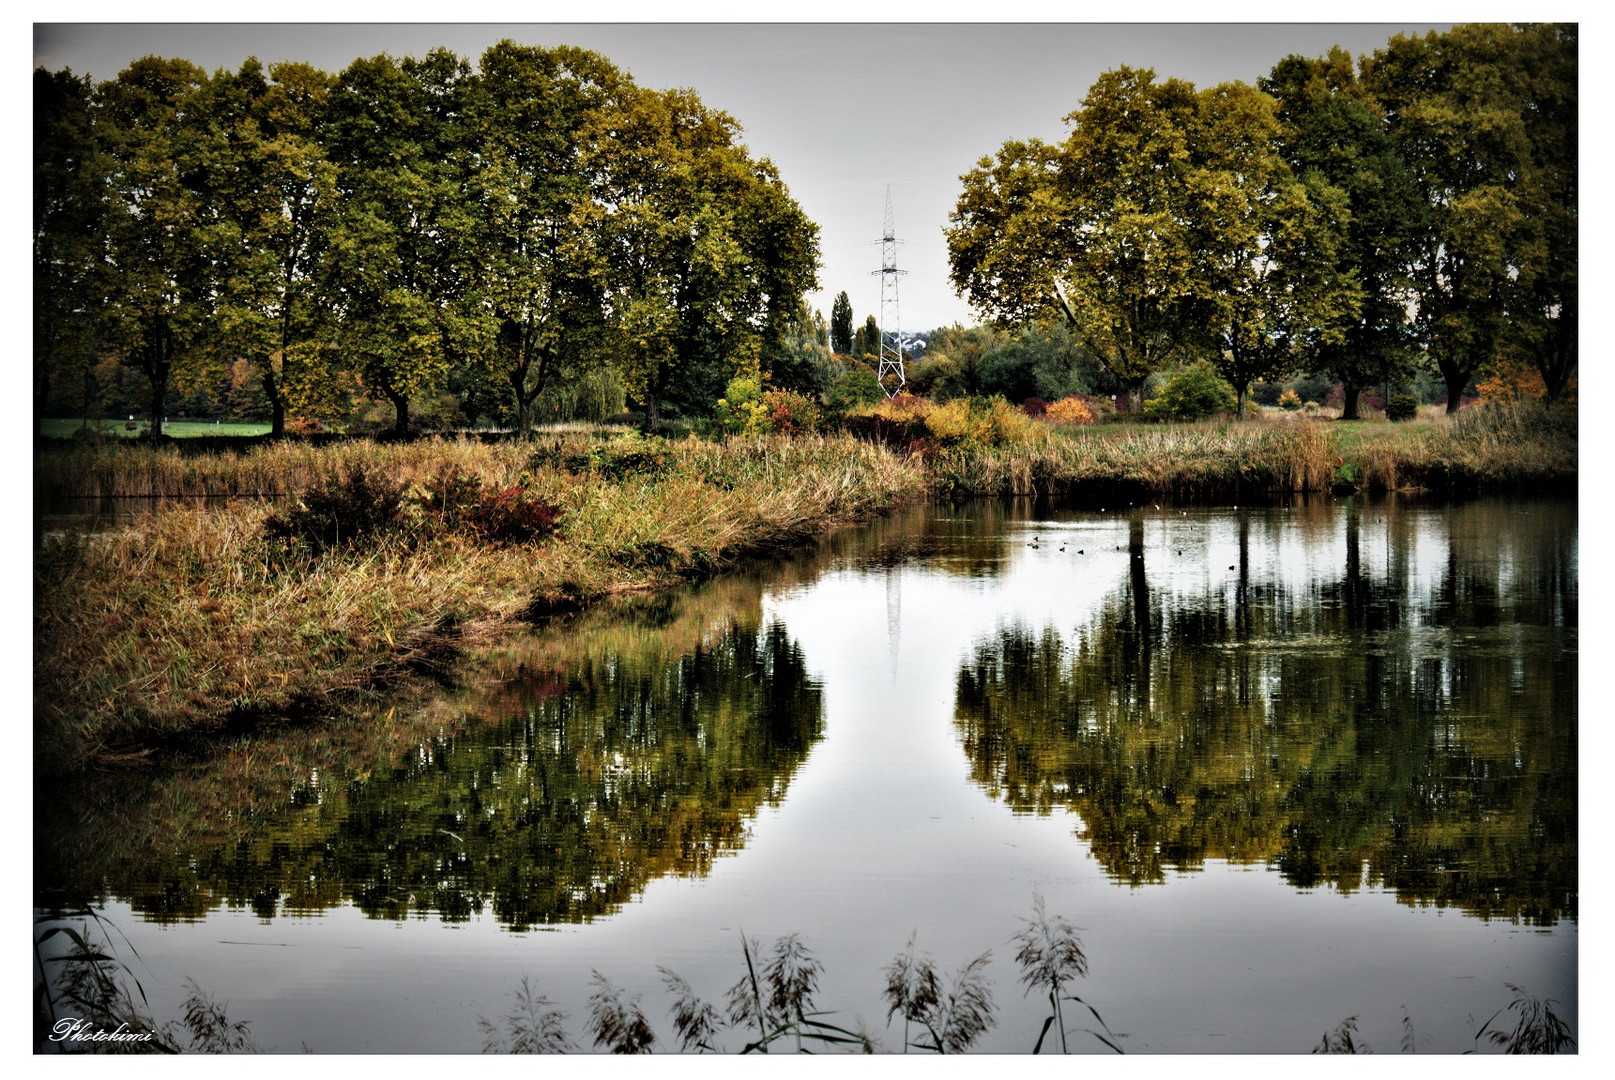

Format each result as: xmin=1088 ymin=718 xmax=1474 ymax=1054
xmin=830 ymin=290 xmax=854 ymax=356
xmin=322 ymin=50 xmax=473 ymax=434
xmin=1262 ymin=47 xmax=1424 ymax=420
xmin=96 ymin=56 xmax=211 ymax=437
xmin=591 ymin=85 xmax=819 ymax=426
xmin=195 ymin=58 xmax=338 ymax=437
xmin=1505 ymin=24 xmax=1576 ymax=404
xmin=462 ymin=41 xmax=622 ymax=435
xmin=34 ymin=67 xmax=107 ymax=437
xmin=1193 ymin=80 xmax=1360 ymax=417
xmin=1364 ymin=24 xmax=1576 ymax=412
xmin=948 ymin=68 xmax=1212 ymax=411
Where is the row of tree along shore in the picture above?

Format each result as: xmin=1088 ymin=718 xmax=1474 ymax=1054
xmin=37 ymin=24 xmax=1575 ymax=443
xmin=947 ymin=24 xmax=1575 ymax=420
xmin=36 ymin=405 xmax=1573 ymax=773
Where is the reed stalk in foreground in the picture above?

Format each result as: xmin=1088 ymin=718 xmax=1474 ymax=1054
xmin=1013 ymin=890 xmax=1122 ymax=1054
xmin=883 ymin=933 xmax=996 ymax=1053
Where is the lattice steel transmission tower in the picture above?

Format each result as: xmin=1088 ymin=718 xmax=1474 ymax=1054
xmin=872 ymin=186 xmax=907 ymax=396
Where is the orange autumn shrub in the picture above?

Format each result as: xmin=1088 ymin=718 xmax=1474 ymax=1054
xmin=1044 ymin=396 xmax=1095 ymax=426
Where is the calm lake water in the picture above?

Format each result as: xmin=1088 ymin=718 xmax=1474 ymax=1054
xmin=35 ymin=495 xmax=1577 ymax=1054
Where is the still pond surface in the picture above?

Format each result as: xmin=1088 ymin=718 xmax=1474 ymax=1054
xmin=36 ymin=496 xmax=1577 ymax=1053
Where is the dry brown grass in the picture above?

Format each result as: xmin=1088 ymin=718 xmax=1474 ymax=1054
xmin=34 ymin=434 xmax=924 ymax=771
xmin=34 ymin=410 xmax=1571 ymax=770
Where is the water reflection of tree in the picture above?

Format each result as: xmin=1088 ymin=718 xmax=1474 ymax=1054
xmin=323 ymin=618 xmax=821 ymax=928
xmin=38 ymin=580 xmax=824 ymax=930
xmin=955 ymin=499 xmax=1576 ymax=925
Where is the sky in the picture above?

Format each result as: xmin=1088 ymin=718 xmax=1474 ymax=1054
xmin=31 ymin=12 xmax=1465 ymax=335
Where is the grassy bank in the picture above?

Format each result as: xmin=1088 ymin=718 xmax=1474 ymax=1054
xmin=35 ymin=434 xmax=922 ymax=771
xmin=922 ymin=402 xmax=1577 ymax=499
xmin=34 ymin=406 xmax=1574 ymax=770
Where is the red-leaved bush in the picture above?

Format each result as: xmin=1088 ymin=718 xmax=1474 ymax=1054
xmin=413 ymin=467 xmax=562 ymax=545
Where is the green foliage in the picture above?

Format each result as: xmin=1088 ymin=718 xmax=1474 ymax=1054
xmin=460 ymin=42 xmax=621 ymax=434
xmin=263 ymin=464 xmax=405 ymax=554
xmin=1385 ymin=392 xmax=1418 ymax=421
xmin=852 ymin=315 xmax=881 ymax=360
xmin=94 ymin=56 xmax=213 ymax=437
xmin=321 ymin=50 xmax=474 ymax=434
xmin=1261 ymin=47 xmax=1425 ymax=417
xmin=715 ymin=376 xmax=767 ymax=435
xmin=1142 ymin=360 xmax=1239 ymax=421
xmin=531 ymin=366 xmax=627 ymax=425
xmin=33 ymin=67 xmax=107 ymax=438
xmin=911 ymin=321 xmax=1102 ymax=404
xmin=557 ymin=431 xmax=676 ymax=480
xmin=765 ymin=299 xmax=834 ymax=396
xmin=1195 ymin=81 xmax=1361 ymax=414
xmin=947 ymin=69 xmax=1218 ymax=408
xmin=830 ymin=291 xmax=854 ymax=356
xmin=590 ymin=84 xmax=819 ymax=425
xmin=827 ymin=369 xmax=884 ymax=414
xmin=1363 ymin=25 xmax=1576 ymax=410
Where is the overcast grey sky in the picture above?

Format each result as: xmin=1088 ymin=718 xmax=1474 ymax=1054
xmin=36 ymin=20 xmax=1455 ymax=332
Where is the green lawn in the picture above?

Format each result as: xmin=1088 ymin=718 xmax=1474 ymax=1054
xmin=41 ymin=418 xmax=272 ymax=438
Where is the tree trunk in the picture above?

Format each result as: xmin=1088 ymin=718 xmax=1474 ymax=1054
xmin=1340 ymin=384 xmax=1361 ymax=421
xmin=1539 ymin=311 xmax=1575 ymax=404
xmin=262 ymin=367 xmax=285 ymax=438
xmin=147 ymin=370 xmax=166 ymax=438
xmin=1441 ymin=362 xmax=1470 ymax=415
xmin=510 ymin=357 xmax=536 ymax=437
xmin=386 ymin=386 xmax=410 ymax=435
xmin=1126 ymin=376 xmax=1147 ymax=416
xmin=34 ymin=352 xmax=54 ymax=440
xmin=1236 ymin=382 xmax=1249 ymax=420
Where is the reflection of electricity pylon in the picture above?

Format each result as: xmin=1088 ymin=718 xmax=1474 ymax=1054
xmin=872 ymin=185 xmax=907 ymax=396
xmin=885 ymin=565 xmax=901 ymax=681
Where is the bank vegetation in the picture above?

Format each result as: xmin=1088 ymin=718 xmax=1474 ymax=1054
xmin=34 ymin=404 xmax=1574 ymax=772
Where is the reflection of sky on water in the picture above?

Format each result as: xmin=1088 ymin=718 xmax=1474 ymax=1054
xmin=60 ymin=498 xmax=1576 ymax=1054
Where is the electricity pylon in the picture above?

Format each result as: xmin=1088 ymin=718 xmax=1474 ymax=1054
xmin=873 ymin=186 xmax=907 ymax=396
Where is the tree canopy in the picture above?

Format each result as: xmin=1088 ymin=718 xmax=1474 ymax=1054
xmin=947 ymin=24 xmax=1576 ymax=414
xmin=34 ymin=41 xmax=819 ymax=434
